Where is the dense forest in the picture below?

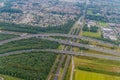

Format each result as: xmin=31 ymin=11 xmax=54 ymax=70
xmin=0 ymin=51 xmax=57 ymax=80
xmin=0 ymin=20 xmax=75 ymax=34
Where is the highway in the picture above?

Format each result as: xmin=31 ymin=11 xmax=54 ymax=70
xmin=61 ymin=55 xmax=71 ymax=80
xmin=0 ymin=34 xmax=119 ymax=57
xmin=0 ymin=30 xmax=27 ymax=36
xmin=40 ymin=37 xmax=120 ymax=56
xmin=54 ymin=55 xmax=66 ymax=80
xmin=0 ymin=30 xmax=118 ymax=47
xmin=0 ymin=49 xmax=120 ymax=61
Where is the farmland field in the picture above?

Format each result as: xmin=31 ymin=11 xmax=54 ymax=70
xmin=74 ymin=56 xmax=120 ymax=80
xmin=74 ymin=70 xmax=120 ymax=80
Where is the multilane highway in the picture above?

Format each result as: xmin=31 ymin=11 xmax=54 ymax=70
xmin=0 ymin=34 xmax=119 ymax=57
xmin=41 ymin=37 xmax=120 ymax=56
xmin=0 ymin=30 xmax=117 ymax=47
xmin=0 ymin=49 xmax=120 ymax=61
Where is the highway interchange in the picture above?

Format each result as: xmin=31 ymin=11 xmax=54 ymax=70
xmin=0 ymin=25 xmax=119 ymax=80
xmin=0 ymin=16 xmax=119 ymax=80
xmin=0 ymin=30 xmax=117 ymax=47
xmin=0 ymin=30 xmax=119 ymax=61
xmin=0 ymin=3 xmax=120 ymax=78
xmin=0 ymin=49 xmax=120 ymax=61
xmin=0 ymin=0 xmax=120 ymax=80
xmin=0 ymin=29 xmax=120 ymax=80
xmin=0 ymin=31 xmax=119 ymax=57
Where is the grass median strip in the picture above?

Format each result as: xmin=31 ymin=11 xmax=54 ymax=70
xmin=0 ymin=38 xmax=59 ymax=54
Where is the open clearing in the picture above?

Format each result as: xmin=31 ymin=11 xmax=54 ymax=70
xmin=74 ymin=56 xmax=120 ymax=79
xmin=97 ymin=22 xmax=108 ymax=27
xmin=74 ymin=70 xmax=120 ymax=80
xmin=82 ymin=31 xmax=101 ymax=38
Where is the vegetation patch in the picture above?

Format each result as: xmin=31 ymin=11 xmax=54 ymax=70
xmin=82 ymin=31 xmax=101 ymax=38
xmin=74 ymin=56 xmax=120 ymax=77
xmin=0 ymin=20 xmax=75 ymax=34
xmin=97 ymin=22 xmax=108 ymax=27
xmin=0 ymin=38 xmax=59 ymax=54
xmin=0 ymin=74 xmax=23 ymax=80
xmin=74 ymin=69 xmax=120 ymax=80
xmin=0 ymin=51 xmax=57 ymax=80
xmin=0 ymin=34 xmax=18 ymax=41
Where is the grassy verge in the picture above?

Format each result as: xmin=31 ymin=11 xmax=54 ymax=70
xmin=0 ymin=38 xmax=59 ymax=54
xmin=0 ymin=34 xmax=18 ymax=41
xmin=64 ymin=59 xmax=72 ymax=80
xmin=0 ymin=74 xmax=23 ymax=80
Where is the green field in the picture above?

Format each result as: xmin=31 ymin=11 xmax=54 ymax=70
xmin=97 ymin=22 xmax=108 ymax=27
xmin=87 ymin=10 xmax=93 ymax=15
xmin=82 ymin=31 xmax=101 ymax=38
xmin=74 ymin=56 xmax=120 ymax=79
xmin=0 ymin=51 xmax=57 ymax=80
xmin=74 ymin=70 xmax=120 ymax=80
xmin=0 ymin=34 xmax=18 ymax=41
xmin=87 ymin=9 xmax=101 ymax=16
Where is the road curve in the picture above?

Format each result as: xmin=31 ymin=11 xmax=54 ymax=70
xmin=0 ymin=35 xmax=119 ymax=57
xmin=0 ymin=30 xmax=117 ymax=47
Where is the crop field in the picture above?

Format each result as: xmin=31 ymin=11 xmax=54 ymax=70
xmin=0 ymin=51 xmax=57 ymax=80
xmin=74 ymin=70 xmax=120 ymax=80
xmin=0 ymin=38 xmax=59 ymax=54
xmin=74 ymin=56 xmax=120 ymax=80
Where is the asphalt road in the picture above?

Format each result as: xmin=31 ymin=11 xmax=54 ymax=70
xmin=54 ymin=55 xmax=66 ymax=80
xmin=0 ymin=77 xmax=3 ymax=80
xmin=61 ymin=55 xmax=71 ymax=80
xmin=0 ymin=34 xmax=119 ymax=57
xmin=0 ymin=30 xmax=117 ymax=47
xmin=0 ymin=49 xmax=120 ymax=61
xmin=41 ymin=37 xmax=120 ymax=56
